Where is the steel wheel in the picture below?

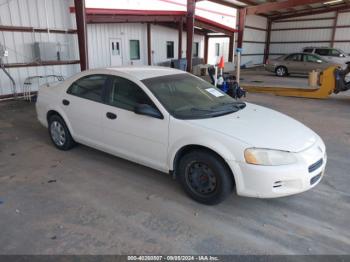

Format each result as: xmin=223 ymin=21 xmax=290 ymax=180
xmin=50 ymin=120 xmax=66 ymax=147
xmin=185 ymin=161 xmax=217 ymax=195
xmin=178 ymin=150 xmax=234 ymax=205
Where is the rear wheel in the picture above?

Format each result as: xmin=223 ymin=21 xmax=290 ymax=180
xmin=177 ymin=150 xmax=234 ymax=205
xmin=275 ymin=66 xmax=288 ymax=77
xmin=48 ymin=115 xmax=75 ymax=150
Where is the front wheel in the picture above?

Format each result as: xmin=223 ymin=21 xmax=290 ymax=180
xmin=177 ymin=150 xmax=234 ymax=205
xmin=275 ymin=66 xmax=288 ymax=77
xmin=48 ymin=115 xmax=75 ymax=150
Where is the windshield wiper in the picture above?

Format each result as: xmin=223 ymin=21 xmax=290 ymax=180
xmin=211 ymin=101 xmax=246 ymax=111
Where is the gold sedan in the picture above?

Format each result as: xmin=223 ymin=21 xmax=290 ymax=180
xmin=265 ymin=52 xmax=340 ymax=77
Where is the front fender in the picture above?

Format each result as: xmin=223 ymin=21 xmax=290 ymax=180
xmin=167 ymin=135 xmax=242 ymax=171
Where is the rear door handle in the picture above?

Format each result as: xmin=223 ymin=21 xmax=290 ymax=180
xmin=106 ymin=112 xmax=117 ymax=119
xmin=62 ymin=99 xmax=70 ymax=106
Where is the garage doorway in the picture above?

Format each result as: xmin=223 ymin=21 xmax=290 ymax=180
xmin=110 ymin=39 xmax=122 ymax=66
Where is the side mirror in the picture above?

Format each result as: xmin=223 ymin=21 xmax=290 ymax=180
xmin=134 ymin=104 xmax=163 ymax=119
xmin=316 ymin=60 xmax=322 ymax=63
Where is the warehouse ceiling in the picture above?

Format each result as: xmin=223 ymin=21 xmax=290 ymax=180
xmin=204 ymin=0 xmax=350 ymax=20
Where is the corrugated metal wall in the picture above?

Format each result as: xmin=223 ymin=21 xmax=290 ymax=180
xmin=334 ymin=12 xmax=350 ymax=52
xmin=0 ymin=0 xmax=80 ymax=96
xmin=269 ymin=11 xmax=350 ymax=59
xmin=242 ymin=15 xmax=267 ymax=65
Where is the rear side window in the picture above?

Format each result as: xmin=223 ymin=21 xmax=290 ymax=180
xmin=303 ymin=48 xmax=313 ymax=53
xmin=67 ymin=74 xmax=108 ymax=102
xmin=108 ymin=76 xmax=155 ymax=111
xmin=285 ymin=54 xmax=302 ymax=61
xmin=315 ymin=49 xmax=330 ymax=56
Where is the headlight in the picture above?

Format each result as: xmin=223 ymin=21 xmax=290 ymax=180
xmin=244 ymin=148 xmax=297 ymax=166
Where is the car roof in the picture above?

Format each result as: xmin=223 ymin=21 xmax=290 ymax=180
xmin=303 ymin=46 xmax=335 ymax=49
xmin=106 ymin=66 xmax=186 ymax=80
xmin=286 ymin=52 xmax=317 ymax=55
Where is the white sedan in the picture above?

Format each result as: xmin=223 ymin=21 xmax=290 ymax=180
xmin=36 ymin=66 xmax=327 ymax=205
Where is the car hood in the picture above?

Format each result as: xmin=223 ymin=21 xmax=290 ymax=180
xmin=188 ymin=103 xmax=317 ymax=152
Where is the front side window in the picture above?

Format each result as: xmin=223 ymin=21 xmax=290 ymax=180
xmin=193 ymin=42 xmax=199 ymax=57
xmin=285 ymin=54 xmax=302 ymax=61
xmin=130 ymin=40 xmax=140 ymax=60
xmin=215 ymin=43 xmax=220 ymax=56
xmin=108 ymin=76 xmax=155 ymax=111
xmin=303 ymin=54 xmax=322 ymax=63
xmin=142 ymin=74 xmax=245 ymax=119
xmin=166 ymin=41 xmax=174 ymax=59
xmin=330 ymin=49 xmax=341 ymax=57
xmin=67 ymin=74 xmax=108 ymax=102
xmin=315 ymin=49 xmax=330 ymax=56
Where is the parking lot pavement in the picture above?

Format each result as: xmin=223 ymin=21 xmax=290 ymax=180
xmin=0 ymin=94 xmax=349 ymax=255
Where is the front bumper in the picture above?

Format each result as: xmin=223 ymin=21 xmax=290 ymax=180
xmin=228 ymin=141 xmax=327 ymax=198
xmin=264 ymin=64 xmax=276 ymax=73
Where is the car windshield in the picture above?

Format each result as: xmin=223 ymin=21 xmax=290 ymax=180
xmin=142 ymin=73 xmax=246 ymax=120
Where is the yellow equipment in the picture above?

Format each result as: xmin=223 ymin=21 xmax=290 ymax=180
xmin=241 ymin=66 xmax=338 ymax=99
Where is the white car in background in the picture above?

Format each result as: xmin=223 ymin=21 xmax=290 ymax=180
xmin=36 ymin=66 xmax=327 ymax=205
xmin=303 ymin=47 xmax=350 ymax=66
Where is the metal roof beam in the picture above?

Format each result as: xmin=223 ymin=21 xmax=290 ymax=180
xmin=86 ymin=15 xmax=182 ymax=23
xmin=271 ymin=3 xmax=350 ymax=20
xmin=204 ymin=0 xmax=244 ymax=9
xmin=247 ymin=0 xmax=329 ymax=15
xmin=237 ymin=0 xmax=258 ymax=6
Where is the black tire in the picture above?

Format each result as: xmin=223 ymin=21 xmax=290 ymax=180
xmin=48 ymin=114 xmax=75 ymax=150
xmin=275 ymin=66 xmax=288 ymax=77
xmin=177 ymin=150 xmax=234 ymax=205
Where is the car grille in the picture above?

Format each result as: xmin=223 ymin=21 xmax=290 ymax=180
xmin=308 ymin=159 xmax=323 ymax=173
xmin=310 ymin=173 xmax=322 ymax=185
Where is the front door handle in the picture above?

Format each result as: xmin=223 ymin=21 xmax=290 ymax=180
xmin=62 ymin=99 xmax=70 ymax=106
xmin=106 ymin=112 xmax=117 ymax=120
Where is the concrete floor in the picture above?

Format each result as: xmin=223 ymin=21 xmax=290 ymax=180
xmin=0 ymin=92 xmax=350 ymax=255
xmin=240 ymin=67 xmax=310 ymax=88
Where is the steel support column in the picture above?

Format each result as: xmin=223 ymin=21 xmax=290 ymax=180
xmin=204 ymin=35 xmax=209 ymax=64
xmin=237 ymin=8 xmax=246 ymax=49
xmin=228 ymin=34 xmax=234 ymax=62
xmin=74 ymin=0 xmax=88 ymax=71
xmin=178 ymin=18 xmax=183 ymax=59
xmin=263 ymin=19 xmax=271 ymax=64
xmin=147 ymin=23 xmax=152 ymax=65
xmin=186 ymin=0 xmax=195 ymax=72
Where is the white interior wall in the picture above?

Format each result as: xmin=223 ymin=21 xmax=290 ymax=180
xmin=87 ymin=23 xmax=148 ymax=68
xmin=87 ymin=23 xmax=205 ymax=68
xmin=151 ymin=25 xmax=179 ymax=64
xmin=269 ymin=11 xmax=350 ymax=60
xmin=207 ymin=37 xmax=229 ymax=65
xmin=181 ymin=32 xmax=205 ymax=60
xmin=0 ymin=0 xmax=79 ymax=96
